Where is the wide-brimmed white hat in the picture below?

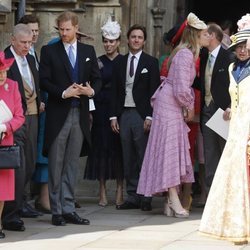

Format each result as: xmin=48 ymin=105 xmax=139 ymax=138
xmin=101 ymin=16 xmax=121 ymax=40
xmin=228 ymin=29 xmax=250 ymax=49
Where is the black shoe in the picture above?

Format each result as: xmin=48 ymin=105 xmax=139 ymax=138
xmin=74 ymin=201 xmax=81 ymax=208
xmin=116 ymin=201 xmax=140 ymax=210
xmin=141 ymin=202 xmax=152 ymax=211
xmin=35 ymin=200 xmax=51 ymax=214
xmin=52 ymin=215 xmax=66 ymax=226
xmin=19 ymin=207 xmax=39 ymax=218
xmin=2 ymin=220 xmax=25 ymax=231
xmin=195 ymin=203 xmax=205 ymax=208
xmin=0 ymin=230 xmax=5 ymax=239
xmin=62 ymin=212 xmax=90 ymax=225
xmin=25 ymin=202 xmax=43 ymax=216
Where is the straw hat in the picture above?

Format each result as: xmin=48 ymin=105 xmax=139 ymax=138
xmin=187 ymin=13 xmax=207 ymax=30
xmin=0 ymin=51 xmax=14 ymax=71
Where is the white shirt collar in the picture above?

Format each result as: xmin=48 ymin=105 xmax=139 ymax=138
xmin=210 ymin=45 xmax=221 ymax=59
xmin=63 ymin=40 xmax=77 ymax=51
xmin=128 ymin=50 xmax=142 ymax=61
xmin=10 ymin=46 xmax=25 ymax=62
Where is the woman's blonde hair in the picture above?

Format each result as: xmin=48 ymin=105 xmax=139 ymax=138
xmin=167 ymin=25 xmax=202 ymax=71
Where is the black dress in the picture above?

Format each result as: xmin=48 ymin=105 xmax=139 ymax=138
xmin=84 ymin=54 xmax=123 ymax=180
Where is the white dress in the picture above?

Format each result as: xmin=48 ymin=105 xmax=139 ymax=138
xmin=199 ymin=62 xmax=250 ymax=243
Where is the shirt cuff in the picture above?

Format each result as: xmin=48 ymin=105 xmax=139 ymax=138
xmin=88 ymin=89 xmax=95 ymax=98
xmin=109 ymin=116 xmax=117 ymax=120
xmin=62 ymin=90 xmax=66 ymax=99
xmin=146 ymin=116 xmax=152 ymax=120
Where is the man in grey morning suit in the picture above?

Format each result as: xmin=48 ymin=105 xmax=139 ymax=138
xmin=3 ymin=24 xmax=41 ymax=231
xmin=39 ymin=11 xmax=101 ymax=226
xmin=199 ymin=23 xmax=233 ymax=193
xmin=110 ymin=24 xmax=160 ymax=211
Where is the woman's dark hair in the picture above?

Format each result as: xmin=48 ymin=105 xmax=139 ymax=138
xmin=163 ymin=25 xmax=179 ymax=45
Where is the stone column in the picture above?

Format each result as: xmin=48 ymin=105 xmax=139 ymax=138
xmin=151 ymin=3 xmax=165 ymax=59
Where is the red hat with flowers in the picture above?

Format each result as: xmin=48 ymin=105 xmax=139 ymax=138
xmin=0 ymin=51 xmax=14 ymax=71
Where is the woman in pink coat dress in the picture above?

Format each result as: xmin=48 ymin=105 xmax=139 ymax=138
xmin=0 ymin=51 xmax=24 ymax=239
xmin=137 ymin=13 xmax=209 ymax=218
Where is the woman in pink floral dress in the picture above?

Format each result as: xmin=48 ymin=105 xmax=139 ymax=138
xmin=137 ymin=13 xmax=209 ymax=217
xmin=0 ymin=51 xmax=24 ymax=238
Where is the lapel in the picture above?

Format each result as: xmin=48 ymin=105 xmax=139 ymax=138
xmin=232 ymin=60 xmax=250 ymax=83
xmin=211 ymin=47 xmax=225 ymax=80
xmin=77 ymin=42 xmax=86 ymax=83
xmin=26 ymin=54 xmax=38 ymax=83
xmin=133 ymin=51 xmax=145 ymax=86
xmin=57 ymin=41 xmax=73 ymax=81
xmin=121 ymin=54 xmax=129 ymax=89
xmin=4 ymin=47 xmax=25 ymax=101
xmin=239 ymin=65 xmax=250 ymax=82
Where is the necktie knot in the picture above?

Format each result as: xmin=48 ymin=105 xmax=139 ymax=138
xmin=68 ymin=45 xmax=75 ymax=67
xmin=129 ymin=55 xmax=135 ymax=78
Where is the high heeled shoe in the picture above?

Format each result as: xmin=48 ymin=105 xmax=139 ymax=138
xmin=0 ymin=229 xmax=5 ymax=239
xmin=98 ymin=201 xmax=108 ymax=207
xmin=115 ymin=189 xmax=123 ymax=207
xmin=164 ymin=200 xmax=189 ymax=218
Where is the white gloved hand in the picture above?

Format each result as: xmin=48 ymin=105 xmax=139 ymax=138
xmin=0 ymin=124 xmax=7 ymax=133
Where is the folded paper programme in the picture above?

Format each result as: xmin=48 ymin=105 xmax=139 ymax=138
xmin=205 ymin=108 xmax=229 ymax=140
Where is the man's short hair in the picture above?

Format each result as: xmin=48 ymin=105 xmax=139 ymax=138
xmin=127 ymin=24 xmax=147 ymax=41
xmin=56 ymin=11 xmax=78 ymax=27
xmin=13 ymin=23 xmax=33 ymax=37
xmin=19 ymin=15 xmax=40 ymax=26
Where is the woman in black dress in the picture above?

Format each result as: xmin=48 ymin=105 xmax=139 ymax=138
xmin=84 ymin=17 xmax=123 ymax=206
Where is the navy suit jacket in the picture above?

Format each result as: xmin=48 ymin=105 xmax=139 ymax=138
xmin=199 ymin=47 xmax=233 ymax=111
xmin=39 ymin=40 xmax=102 ymax=156
xmin=110 ymin=51 xmax=160 ymax=120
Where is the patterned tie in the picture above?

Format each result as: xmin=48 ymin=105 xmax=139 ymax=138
xmin=207 ymin=53 xmax=214 ymax=71
xmin=129 ymin=55 xmax=135 ymax=78
xmin=68 ymin=45 xmax=75 ymax=67
xmin=21 ymin=57 xmax=33 ymax=90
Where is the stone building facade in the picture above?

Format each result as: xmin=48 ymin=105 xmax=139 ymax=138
xmin=0 ymin=0 xmax=187 ymax=58
xmin=0 ymin=0 xmax=187 ymax=199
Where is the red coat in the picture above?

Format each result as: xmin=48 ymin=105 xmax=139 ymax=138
xmin=0 ymin=78 xmax=24 ymax=200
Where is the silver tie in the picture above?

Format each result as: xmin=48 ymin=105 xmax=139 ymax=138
xmin=21 ymin=57 xmax=33 ymax=90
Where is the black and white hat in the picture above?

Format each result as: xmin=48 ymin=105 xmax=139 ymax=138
xmin=229 ymin=29 xmax=250 ymax=49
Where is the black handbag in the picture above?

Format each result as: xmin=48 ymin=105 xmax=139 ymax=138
xmin=0 ymin=133 xmax=21 ymax=169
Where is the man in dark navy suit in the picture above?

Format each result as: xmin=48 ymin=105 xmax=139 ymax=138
xmin=40 ymin=11 xmax=101 ymax=226
xmin=110 ymin=24 xmax=160 ymax=211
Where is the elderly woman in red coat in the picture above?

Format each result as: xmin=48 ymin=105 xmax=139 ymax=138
xmin=0 ymin=51 xmax=24 ymax=239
